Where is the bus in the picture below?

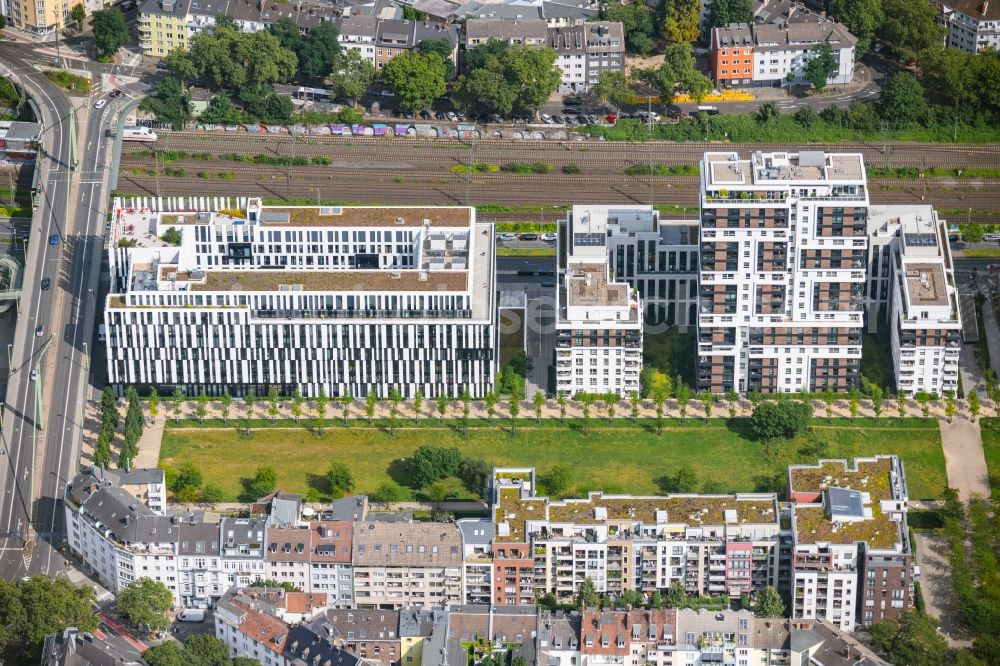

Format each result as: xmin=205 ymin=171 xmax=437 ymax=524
xmin=122 ymin=126 xmax=157 ymax=142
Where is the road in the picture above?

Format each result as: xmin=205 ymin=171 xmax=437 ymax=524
xmin=0 ymin=41 xmax=149 ymax=580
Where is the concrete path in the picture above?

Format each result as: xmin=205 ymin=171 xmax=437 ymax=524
xmin=914 ymin=532 xmax=973 ymax=648
xmin=939 ymin=419 xmax=990 ymax=500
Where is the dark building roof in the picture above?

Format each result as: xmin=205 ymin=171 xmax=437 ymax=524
xmin=41 ymin=628 xmax=141 ymax=666
xmin=284 ymin=623 xmax=365 ymax=666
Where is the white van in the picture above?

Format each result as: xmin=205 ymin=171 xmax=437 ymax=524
xmin=177 ymin=608 xmax=205 ymax=622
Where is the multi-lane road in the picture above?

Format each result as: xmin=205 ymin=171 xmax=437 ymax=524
xmin=0 ymin=41 xmax=149 ymax=580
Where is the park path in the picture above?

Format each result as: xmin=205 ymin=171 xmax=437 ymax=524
xmin=939 ymin=420 xmax=991 ymax=500
xmin=913 ymin=532 xmax=974 ymax=648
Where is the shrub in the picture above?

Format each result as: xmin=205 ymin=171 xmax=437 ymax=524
xmin=749 ymin=401 xmax=813 ymax=441
xmin=561 ymin=164 xmax=581 ymax=174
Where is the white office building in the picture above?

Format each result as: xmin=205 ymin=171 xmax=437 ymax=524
xmin=937 ymin=0 xmax=1000 ymax=53
xmin=698 ymin=151 xmax=869 ymax=393
xmin=555 ymin=206 xmax=643 ymax=397
xmin=104 ymin=197 xmax=498 ymax=399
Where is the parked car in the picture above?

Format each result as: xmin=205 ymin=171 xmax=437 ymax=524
xmin=489 ymin=114 xmax=504 ymax=124
xmin=380 ymin=89 xmax=395 ymax=97
xmin=109 ymin=89 xmax=122 ymax=98
xmin=552 ymin=115 xmax=564 ymax=124
xmin=419 ymin=109 xmax=434 ymax=120
xmin=541 ymin=114 xmax=554 ymax=123
xmin=498 ymin=233 xmax=517 ymax=241
xmin=518 ymin=233 xmax=539 ymax=241
xmin=540 ymin=233 xmax=557 ymax=242
xmin=564 ymin=96 xmax=583 ymax=106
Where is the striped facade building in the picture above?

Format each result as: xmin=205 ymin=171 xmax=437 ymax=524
xmin=104 ymin=197 xmax=497 ymax=398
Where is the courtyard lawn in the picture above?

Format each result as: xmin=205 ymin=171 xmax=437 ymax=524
xmin=981 ymin=418 xmax=1000 ymax=490
xmin=159 ymin=418 xmax=945 ymax=502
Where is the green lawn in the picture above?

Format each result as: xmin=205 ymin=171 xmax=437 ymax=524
xmin=159 ymin=418 xmax=945 ymax=502
xmin=981 ymin=418 xmax=1000 ymax=491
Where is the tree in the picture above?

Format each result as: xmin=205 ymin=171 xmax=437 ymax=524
xmin=557 ymin=391 xmax=568 ymax=421
xmin=870 ymin=384 xmax=884 ymax=420
xmin=805 ymin=42 xmax=838 ymax=92
xmin=170 ymin=386 xmax=184 ymax=423
xmin=71 ymin=3 xmax=86 ymax=31
xmin=725 ymin=388 xmax=739 ymax=418
xmin=508 ymin=397 xmax=521 ymax=433
xmin=326 ymin=462 xmax=355 ymax=497
xmin=601 ymin=0 xmax=655 ymax=55
xmin=174 ymin=462 xmax=203 ymax=493
xmin=458 ymin=457 xmax=492 ymax=496
xmin=143 ymin=642 xmax=185 ymax=666
xmin=592 ymin=70 xmax=633 ymax=113
xmin=408 ymin=445 xmax=462 ymax=488
xmin=658 ymin=465 xmax=697 ymax=493
xmin=916 ymin=391 xmax=932 ymax=418
xmin=896 ymin=393 xmax=907 ymax=418
xmin=629 ymin=391 xmax=641 ymax=421
xmin=794 ymin=105 xmax=819 ymax=127
xmin=382 ymin=51 xmax=446 ymax=112
xmin=328 ymin=48 xmax=376 ymax=105
xmin=638 ymin=43 xmax=712 ymax=103
xmin=290 ymin=387 xmax=303 ymax=421
xmin=604 ymin=391 xmax=620 ymax=419
xmin=869 ymin=610 xmax=948 ymax=666
xmin=969 ymin=389 xmax=981 ymax=422
xmin=649 ymin=590 xmax=663 ymax=609
xmin=663 ymin=0 xmax=701 ymax=43
xmin=267 ymin=385 xmax=280 ymax=422
xmin=220 ymin=389 xmax=232 ymax=424
xmin=749 ymin=401 xmax=813 ymax=441
xmin=268 ymin=17 xmax=304 ymax=54
xmin=823 ymin=390 xmax=836 ymax=420
xmin=641 ymin=368 xmax=670 ymax=399
xmin=698 ymin=391 xmax=715 ymax=419
xmin=92 ymin=8 xmax=129 ymax=56
xmin=539 ymin=464 xmax=573 ymax=496
xmin=484 ymin=390 xmax=497 ymax=421
xmin=195 ymin=390 xmax=209 ymax=423
xmin=664 ymin=581 xmax=688 ymax=608
xmin=249 ymin=465 xmax=277 ymax=498
xmin=117 ymin=578 xmax=173 ymax=634
xmin=945 ymin=391 xmax=956 ymax=423
xmin=201 ymin=484 xmax=224 ymax=505
xmin=93 ymin=430 xmax=112 ymax=468
xmin=181 ymin=635 xmax=231 ymax=666
xmin=458 ymin=43 xmax=562 ymax=115
xmin=412 ymin=390 xmax=423 ymax=421
xmin=244 ymin=388 xmax=257 ymax=421
xmin=148 ymin=387 xmax=160 ymax=419
xmin=416 ymin=38 xmax=456 ymax=78
xmin=0 ymin=576 xmax=98 ymax=662
xmin=365 ymin=392 xmax=377 ymax=424
xmin=848 ymin=388 xmax=860 ymax=418
xmin=878 ymin=0 xmax=944 ymax=62
xmin=878 ymin=72 xmax=927 ymax=127
xmin=706 ymin=0 xmax=752 ymax=28
xmin=533 ymin=390 xmax=545 ymax=422
xmin=337 ymin=391 xmax=352 ymax=426
xmin=831 ymin=0 xmax=884 ymax=55
xmin=577 ymin=577 xmax=600 ymax=609
xmin=369 ymin=480 xmax=407 ymax=504
xmin=752 ymin=586 xmax=786 ymax=617
xmin=297 ymin=22 xmax=340 ymax=81
xmin=677 ymin=384 xmax=690 ymax=418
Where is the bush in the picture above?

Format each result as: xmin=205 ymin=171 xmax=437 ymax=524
xmin=160 ymin=226 xmax=182 ymax=246
xmin=749 ymin=401 xmax=813 ymax=441
xmin=501 ymin=162 xmax=553 ymax=174
xmin=408 ymin=445 xmax=462 ymax=487
xmin=370 ymin=481 xmax=407 ymax=503
xmin=561 ymin=164 xmax=581 ymax=174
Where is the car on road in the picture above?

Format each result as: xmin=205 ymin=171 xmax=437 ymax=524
xmin=109 ymin=89 xmax=122 ymax=98
xmin=380 ymin=89 xmax=395 ymax=97
xmin=540 ymin=233 xmax=557 ymax=242
xmin=419 ymin=109 xmax=434 ymax=120
xmin=93 ymin=99 xmax=107 ymax=110
xmin=541 ymin=281 xmax=556 ymax=288
xmin=41 ymin=277 xmax=50 ymax=290
xmin=446 ymin=111 xmax=458 ymax=122
xmin=30 ymin=369 xmax=38 ymax=382
xmin=155 ymin=61 xmax=169 ymax=70
xmin=564 ymin=96 xmax=583 ymax=106
xmin=498 ymin=233 xmax=516 ymax=241
xmin=518 ymin=233 xmax=539 ymax=241
xmin=552 ymin=114 xmax=564 ymax=124
xmin=35 ymin=325 xmax=44 ymax=337
xmin=49 ymin=234 xmax=60 ymax=246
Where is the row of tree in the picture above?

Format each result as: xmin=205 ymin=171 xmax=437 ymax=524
xmin=94 ymin=386 xmax=146 ymax=470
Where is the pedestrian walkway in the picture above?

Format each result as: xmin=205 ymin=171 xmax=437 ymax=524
xmin=939 ymin=419 xmax=990 ymax=500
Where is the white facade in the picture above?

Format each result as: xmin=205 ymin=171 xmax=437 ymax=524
xmin=548 ymin=22 xmax=625 ymax=93
xmin=556 ymin=206 xmax=643 ymax=397
xmin=938 ymin=0 xmax=1000 ymax=52
xmin=751 ymin=41 xmax=854 ymax=87
xmin=104 ymin=197 xmax=497 ymax=399
xmin=698 ymin=151 xmax=869 ymax=393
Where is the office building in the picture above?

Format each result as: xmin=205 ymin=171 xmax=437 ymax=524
xmin=697 ymin=151 xmax=869 ymax=393
xmin=788 ymin=455 xmax=913 ymax=630
xmin=867 ymin=206 xmax=961 ymax=396
xmin=489 ymin=468 xmax=784 ymax=606
xmin=555 ymin=206 xmax=643 ymax=397
xmin=104 ymin=196 xmax=498 ymax=399
xmin=936 ymin=0 xmax=1000 ymax=53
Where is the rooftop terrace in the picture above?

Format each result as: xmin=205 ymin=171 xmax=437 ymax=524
xmin=187 ymin=269 xmax=470 ymax=293
xmin=903 ymin=262 xmax=950 ymax=308
xmin=259 ymin=206 xmax=472 ymax=228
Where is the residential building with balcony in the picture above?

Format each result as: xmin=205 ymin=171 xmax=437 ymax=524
xmin=937 ymin=0 xmax=1000 ymax=52
xmin=337 ymin=15 xmax=460 ymax=70
xmin=352 ymin=522 xmax=464 ymax=608
xmin=490 ymin=468 xmax=783 ymax=605
xmin=548 ymin=21 xmax=624 ymax=93
xmin=458 ymin=518 xmax=494 ymax=605
xmin=555 ymin=206 xmax=643 ymax=397
xmin=464 ymin=17 xmax=549 ymax=48
xmin=787 ymin=456 xmax=913 ymax=631
xmin=104 ymin=197 xmax=498 ymax=399
xmin=873 ymin=206 xmax=960 ymax=396
xmin=309 ymin=520 xmax=356 ymax=606
xmin=698 ymin=151 xmax=869 ymax=393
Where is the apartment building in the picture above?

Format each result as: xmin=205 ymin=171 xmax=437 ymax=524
xmin=310 ymin=520 xmax=356 ymax=605
xmin=1 ymin=0 xmax=76 ymax=36
xmin=457 ymin=518 xmax=494 ymax=605
xmin=337 ymin=15 xmax=460 ymax=70
xmin=555 ymin=206 xmax=643 ymax=397
xmin=490 ymin=469 xmax=783 ymax=605
xmin=464 ymin=18 xmax=548 ymax=47
xmin=138 ymin=0 xmax=341 ymax=58
xmin=937 ymin=0 xmax=1000 ymax=52
xmin=0 ymin=122 xmax=42 ymax=163
xmin=697 ymin=151 xmax=869 ymax=393
xmin=352 ymin=522 xmax=464 ymax=608
xmin=64 ymin=470 xmax=181 ymax=601
xmin=709 ymin=19 xmax=856 ymax=88
xmin=445 ymin=605 xmax=539 ymax=664
xmin=104 ymin=197 xmax=498 ymax=399
xmin=547 ymin=21 xmax=624 ymax=93
xmin=788 ymin=456 xmax=913 ymax=631
xmin=867 ymin=206 xmax=961 ymax=396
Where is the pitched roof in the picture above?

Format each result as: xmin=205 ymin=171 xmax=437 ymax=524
xmin=231 ymin=600 xmax=291 ymax=656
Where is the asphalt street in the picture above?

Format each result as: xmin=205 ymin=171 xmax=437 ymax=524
xmin=0 ymin=40 xmax=150 ymax=580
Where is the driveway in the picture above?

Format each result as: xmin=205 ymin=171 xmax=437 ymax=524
xmin=939 ymin=420 xmax=990 ymax=500
xmin=914 ymin=532 xmax=973 ymax=648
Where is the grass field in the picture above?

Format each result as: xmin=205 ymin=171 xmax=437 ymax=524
xmin=981 ymin=418 xmax=1000 ymax=491
xmin=159 ymin=418 xmax=945 ymax=502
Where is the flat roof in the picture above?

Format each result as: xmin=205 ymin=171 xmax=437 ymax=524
xmin=565 ymin=264 xmax=628 ymax=308
xmin=188 ymin=269 xmax=469 ymax=293
xmin=259 ymin=206 xmax=473 ymax=228
xmin=903 ymin=262 xmax=950 ymax=307
xmin=703 ymin=151 xmax=865 ymax=189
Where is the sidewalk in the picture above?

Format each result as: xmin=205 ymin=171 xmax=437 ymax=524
xmin=939 ymin=420 xmax=990 ymax=500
